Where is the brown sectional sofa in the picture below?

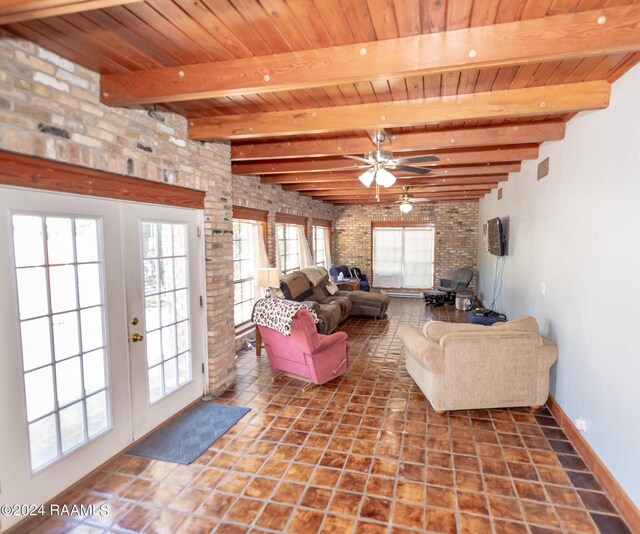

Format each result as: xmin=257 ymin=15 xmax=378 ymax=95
xmin=279 ymin=269 xmax=390 ymax=334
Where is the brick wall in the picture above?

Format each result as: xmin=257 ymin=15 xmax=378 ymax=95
xmin=333 ymin=202 xmax=479 ymax=291
xmin=232 ymin=173 xmax=334 ymax=266
xmin=0 ymin=31 xmax=239 ymax=393
xmin=0 ymin=31 xmax=338 ymax=392
xmin=231 ymin=174 xmax=334 ymax=351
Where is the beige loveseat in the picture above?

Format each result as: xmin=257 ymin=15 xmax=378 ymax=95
xmin=398 ymin=316 xmax=558 ymax=412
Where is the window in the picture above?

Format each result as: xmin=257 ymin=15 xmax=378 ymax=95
xmin=277 ymin=223 xmax=301 ymax=274
xmin=372 ymin=225 xmax=435 ymax=288
xmin=232 ymin=220 xmax=255 ymax=326
xmin=11 ymin=214 xmax=110 ymax=472
xmin=141 ymin=222 xmax=192 ymax=403
xmin=312 ymin=226 xmax=326 ymax=268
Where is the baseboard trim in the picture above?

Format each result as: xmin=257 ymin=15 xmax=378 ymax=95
xmin=547 ymin=394 xmax=640 ymax=532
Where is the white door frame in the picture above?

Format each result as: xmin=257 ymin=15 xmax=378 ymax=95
xmin=0 ymin=186 xmax=207 ymax=531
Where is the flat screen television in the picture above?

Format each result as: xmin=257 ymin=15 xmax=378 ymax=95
xmin=487 ymin=217 xmax=506 ymax=256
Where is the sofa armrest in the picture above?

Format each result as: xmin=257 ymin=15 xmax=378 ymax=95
xmin=300 ymin=300 xmax=320 ymax=311
xmin=313 ymin=331 xmax=348 ymax=353
xmin=539 ymin=337 xmax=559 ymax=368
xmin=398 ymin=325 xmax=445 ymax=374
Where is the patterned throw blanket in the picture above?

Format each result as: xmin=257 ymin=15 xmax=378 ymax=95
xmin=252 ymin=298 xmax=319 ymax=336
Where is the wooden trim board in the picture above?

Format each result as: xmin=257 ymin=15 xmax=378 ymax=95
xmin=546 ymin=395 xmax=640 ymax=532
xmin=0 ymin=150 xmax=205 ymax=209
xmin=232 ymin=205 xmax=268 ymax=222
xmin=275 ymin=213 xmax=307 ymax=226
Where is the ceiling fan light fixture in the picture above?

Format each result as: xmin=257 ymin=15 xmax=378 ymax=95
xmin=399 ymin=200 xmax=413 ymax=213
xmin=376 ymin=167 xmax=396 ymax=187
xmin=358 ymin=169 xmax=375 ymax=187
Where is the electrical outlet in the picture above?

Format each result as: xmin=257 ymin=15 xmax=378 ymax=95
xmin=575 ymin=416 xmax=587 ymax=432
xmin=541 ymin=282 xmax=546 ymax=295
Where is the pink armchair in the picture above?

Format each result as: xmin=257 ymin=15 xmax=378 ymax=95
xmin=258 ymin=308 xmax=349 ymax=386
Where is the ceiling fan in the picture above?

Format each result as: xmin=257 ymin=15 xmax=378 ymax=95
xmin=396 ymin=185 xmax=432 ymax=213
xmin=345 ymin=131 xmax=439 ymax=190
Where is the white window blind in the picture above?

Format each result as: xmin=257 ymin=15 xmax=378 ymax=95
xmin=373 ymin=226 xmax=435 ymax=288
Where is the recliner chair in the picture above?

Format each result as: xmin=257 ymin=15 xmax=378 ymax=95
xmin=436 ymin=266 xmax=473 ymax=296
xmin=257 ymin=307 xmax=349 ymax=387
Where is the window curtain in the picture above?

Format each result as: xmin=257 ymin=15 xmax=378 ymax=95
xmin=297 ymin=226 xmax=314 ymax=268
xmin=373 ymin=228 xmax=403 ymax=287
xmin=373 ymin=227 xmax=435 ymax=288
xmin=252 ymin=223 xmax=269 ymax=300
xmin=322 ymin=227 xmax=332 ymax=269
xmin=402 ymin=228 xmax=434 ymax=287
xmin=275 ymin=224 xmax=283 ymax=273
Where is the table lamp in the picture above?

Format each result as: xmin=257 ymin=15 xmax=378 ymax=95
xmin=256 ymin=267 xmax=280 ymax=297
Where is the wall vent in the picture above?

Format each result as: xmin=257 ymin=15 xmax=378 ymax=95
xmin=537 ymin=157 xmax=550 ymax=180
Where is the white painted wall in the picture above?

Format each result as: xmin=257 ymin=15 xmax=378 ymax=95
xmin=477 ymin=64 xmax=640 ymax=505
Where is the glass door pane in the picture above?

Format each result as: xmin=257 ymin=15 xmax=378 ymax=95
xmin=11 ymin=214 xmax=110 ymax=472
xmin=142 ymin=222 xmax=192 ymax=403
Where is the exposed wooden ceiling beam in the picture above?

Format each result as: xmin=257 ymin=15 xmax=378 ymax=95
xmin=232 ymin=123 xmax=565 ymax=161
xmin=331 ymin=197 xmax=481 ymax=205
xmin=234 ymin=147 xmax=536 ymax=175
xmin=0 ymin=0 xmax=142 ymax=24
xmin=303 ymin=184 xmax=495 ymax=197
xmin=190 ymin=82 xmax=610 ymax=140
xmin=319 ymin=189 xmax=492 ymax=198
xmin=100 ymin=5 xmax=640 ymax=107
xmin=320 ymin=192 xmax=488 ymax=203
xmin=283 ymin=175 xmax=508 ymax=191
xmin=318 ymin=193 xmax=491 ymax=202
xmin=260 ymin=166 xmax=517 ymax=184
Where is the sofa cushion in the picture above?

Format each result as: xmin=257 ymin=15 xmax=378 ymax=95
xmin=315 ymin=303 xmax=342 ymax=335
xmin=348 ymin=290 xmax=390 ymax=318
xmin=422 ymin=321 xmax=487 ymax=342
xmin=323 ymin=295 xmax=352 ymax=318
xmin=424 ymin=315 xmax=539 ymax=342
xmin=300 ymin=266 xmax=328 ymax=287
xmin=310 ymin=275 xmax=331 ymax=299
xmin=280 ymin=272 xmax=314 ymax=302
xmin=491 ymin=315 xmax=539 ymax=333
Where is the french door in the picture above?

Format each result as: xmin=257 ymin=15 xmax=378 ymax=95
xmin=0 ymin=186 xmax=205 ymax=530
xmin=123 ymin=203 xmax=205 ymax=439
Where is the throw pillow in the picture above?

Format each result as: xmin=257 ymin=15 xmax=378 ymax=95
xmin=326 ymin=281 xmax=339 ymax=295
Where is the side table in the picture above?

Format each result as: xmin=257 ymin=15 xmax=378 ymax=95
xmin=336 ymin=279 xmax=360 ymax=291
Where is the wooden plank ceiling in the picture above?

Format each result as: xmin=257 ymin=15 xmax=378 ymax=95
xmin=2 ymin=0 xmax=640 ymax=205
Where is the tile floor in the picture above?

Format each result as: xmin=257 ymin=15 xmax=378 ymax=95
xmin=23 ymin=298 xmax=631 ymax=533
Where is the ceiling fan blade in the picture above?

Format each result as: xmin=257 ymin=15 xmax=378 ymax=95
xmin=395 ymin=155 xmax=439 ymax=164
xmin=343 ymin=155 xmax=371 ymax=163
xmin=393 ymin=164 xmax=433 ymax=175
xmin=411 ymin=198 xmax=433 ymax=203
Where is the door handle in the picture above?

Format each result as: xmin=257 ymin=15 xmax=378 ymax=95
xmin=130 ymin=333 xmax=144 ymax=342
